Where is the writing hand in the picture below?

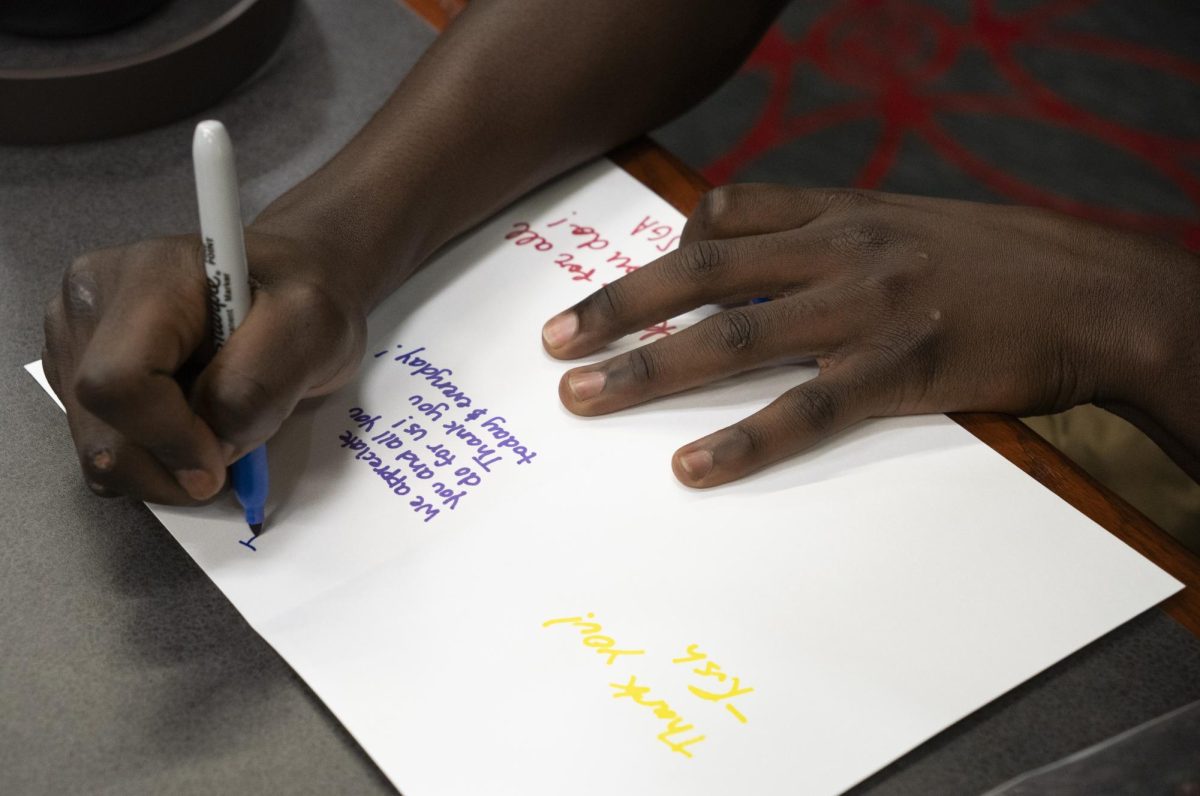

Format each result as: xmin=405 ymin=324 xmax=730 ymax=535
xmin=43 ymin=231 xmax=365 ymax=503
xmin=542 ymin=185 xmax=1200 ymax=487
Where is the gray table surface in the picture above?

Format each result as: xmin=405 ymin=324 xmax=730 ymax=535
xmin=2 ymin=1 xmax=1199 ymax=794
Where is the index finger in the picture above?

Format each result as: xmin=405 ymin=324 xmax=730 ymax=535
xmin=681 ymin=184 xmax=832 ymax=246
xmin=541 ymin=228 xmax=833 ymax=360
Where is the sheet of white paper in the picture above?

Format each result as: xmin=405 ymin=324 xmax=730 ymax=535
xmin=26 ymin=160 xmax=1182 ymax=796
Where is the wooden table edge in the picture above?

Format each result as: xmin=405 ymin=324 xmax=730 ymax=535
xmin=403 ymin=0 xmax=1200 ymax=638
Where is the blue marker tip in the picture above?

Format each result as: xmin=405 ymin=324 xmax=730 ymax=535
xmin=231 ymin=444 xmax=269 ymax=534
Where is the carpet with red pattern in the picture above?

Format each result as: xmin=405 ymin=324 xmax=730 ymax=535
xmin=655 ymin=0 xmax=1200 ymax=250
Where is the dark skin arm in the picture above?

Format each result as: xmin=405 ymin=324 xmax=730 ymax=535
xmin=44 ymin=1 xmax=1200 ymax=502
xmin=42 ymin=0 xmax=787 ymax=503
xmin=542 ymin=185 xmax=1200 ymax=485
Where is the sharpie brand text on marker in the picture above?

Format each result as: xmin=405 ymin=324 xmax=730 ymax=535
xmin=192 ymin=120 xmax=269 ymax=536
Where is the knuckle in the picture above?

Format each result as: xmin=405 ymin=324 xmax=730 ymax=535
xmin=78 ymin=446 xmax=122 ymax=496
xmin=678 ymin=238 xmax=727 ymax=282
xmin=861 ymin=339 xmax=920 ymax=404
xmin=781 ymin=383 xmax=841 ymax=434
xmin=587 ymin=282 xmax=627 ymax=323
xmin=855 ymin=263 xmax=925 ymax=313
xmin=73 ymin=360 xmax=138 ymax=416
xmin=728 ymin=420 xmax=767 ymax=458
xmin=65 ymin=252 xmax=95 ymax=275
xmin=62 ymin=256 xmax=103 ymax=317
xmin=713 ymin=309 xmax=758 ymax=353
xmin=624 ymin=346 xmax=658 ymax=385
xmin=132 ymin=235 xmax=199 ymax=268
xmin=830 ymin=219 xmax=896 ymax=257
xmin=877 ymin=320 xmax=942 ymax=402
xmin=206 ymin=369 xmax=274 ymax=433
xmin=280 ymin=280 xmax=365 ymax=368
xmin=832 ymin=188 xmax=878 ymax=209
xmin=283 ymin=280 xmax=343 ymax=329
xmin=776 ymin=292 xmax=833 ymax=327
xmin=690 ymin=185 xmax=738 ymax=230
xmin=802 ymin=187 xmax=878 ymax=216
xmin=864 ymin=326 xmax=917 ymax=367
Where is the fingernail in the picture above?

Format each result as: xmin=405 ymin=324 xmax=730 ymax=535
xmin=678 ymin=449 xmax=713 ymax=481
xmin=219 ymin=441 xmax=237 ymax=465
xmin=542 ymin=312 xmax=579 ymax=349
xmin=567 ymin=370 xmax=606 ymax=401
xmin=175 ymin=468 xmax=219 ymax=501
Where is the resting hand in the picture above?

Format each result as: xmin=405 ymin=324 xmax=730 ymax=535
xmin=541 ymin=185 xmax=1200 ymax=487
xmin=43 ymin=231 xmax=365 ymax=503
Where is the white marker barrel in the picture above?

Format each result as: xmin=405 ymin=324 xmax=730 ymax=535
xmin=192 ymin=119 xmax=250 ymax=347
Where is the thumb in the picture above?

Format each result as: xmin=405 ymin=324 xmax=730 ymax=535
xmin=191 ymin=280 xmax=363 ymax=460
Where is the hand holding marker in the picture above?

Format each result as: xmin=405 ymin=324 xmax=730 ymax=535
xmin=193 ymin=120 xmax=269 ymax=535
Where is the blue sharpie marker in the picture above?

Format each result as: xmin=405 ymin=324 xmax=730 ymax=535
xmin=193 ymin=120 xmax=269 ymax=536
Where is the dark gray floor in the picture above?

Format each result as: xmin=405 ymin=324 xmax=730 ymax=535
xmin=1 ymin=1 xmax=1198 ymax=794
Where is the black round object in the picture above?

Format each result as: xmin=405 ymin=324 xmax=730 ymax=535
xmin=0 ymin=0 xmax=296 ymax=144
xmin=0 ymin=0 xmax=172 ymax=37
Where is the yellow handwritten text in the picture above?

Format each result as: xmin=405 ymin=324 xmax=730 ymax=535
xmin=542 ymin=613 xmax=646 ymax=665
xmin=672 ymin=644 xmax=754 ymax=724
xmin=609 ymin=675 xmax=707 ymax=758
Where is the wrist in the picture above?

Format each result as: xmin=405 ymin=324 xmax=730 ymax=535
xmin=248 ymin=164 xmax=435 ymax=316
xmin=1100 ymin=245 xmax=1200 ymax=445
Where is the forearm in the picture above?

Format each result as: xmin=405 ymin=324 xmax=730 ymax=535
xmin=252 ymin=0 xmax=784 ymax=311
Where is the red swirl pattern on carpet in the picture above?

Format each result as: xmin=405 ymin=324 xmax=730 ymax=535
xmin=701 ymin=0 xmax=1200 ymax=250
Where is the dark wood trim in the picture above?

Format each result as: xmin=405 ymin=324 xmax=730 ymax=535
xmin=953 ymin=413 xmax=1200 ymax=637
xmin=403 ymin=0 xmax=463 ymax=29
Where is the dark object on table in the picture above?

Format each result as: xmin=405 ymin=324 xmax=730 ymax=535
xmin=0 ymin=0 xmax=296 ymax=144
xmin=0 ymin=0 xmax=170 ymax=37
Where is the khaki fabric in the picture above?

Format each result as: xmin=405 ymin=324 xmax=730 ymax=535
xmin=1024 ymin=405 xmax=1200 ymax=555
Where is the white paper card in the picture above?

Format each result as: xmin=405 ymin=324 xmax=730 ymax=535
xmin=26 ymin=160 xmax=1181 ymax=795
